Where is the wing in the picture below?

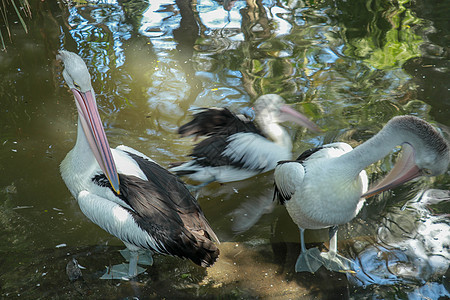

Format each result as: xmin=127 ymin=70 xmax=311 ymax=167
xmin=91 ymin=149 xmax=220 ymax=267
xmin=188 ymin=135 xmax=236 ymax=168
xmin=112 ymin=145 xmax=155 ymax=180
xmin=118 ymin=172 xmax=219 ymax=267
xmin=122 ymin=150 xmax=219 ymax=243
xmin=294 ymin=147 xmax=324 ymax=161
xmin=273 ymin=161 xmax=305 ymax=205
xmin=77 ymin=190 xmax=168 ymax=253
xmin=273 ymin=146 xmax=325 ymax=204
xmin=222 ymin=132 xmax=291 ymax=171
xmin=179 ymin=107 xmax=264 ymax=138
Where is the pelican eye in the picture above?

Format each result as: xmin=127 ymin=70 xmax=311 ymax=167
xmin=422 ymin=168 xmax=432 ymax=176
xmin=73 ymin=82 xmax=81 ymax=90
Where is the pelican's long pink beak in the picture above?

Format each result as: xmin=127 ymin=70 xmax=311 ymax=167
xmin=72 ymin=88 xmax=121 ymax=194
xmin=361 ymin=144 xmax=422 ymax=198
xmin=279 ymin=105 xmax=321 ymax=132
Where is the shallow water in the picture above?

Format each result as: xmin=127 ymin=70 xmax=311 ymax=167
xmin=0 ymin=0 xmax=449 ymax=298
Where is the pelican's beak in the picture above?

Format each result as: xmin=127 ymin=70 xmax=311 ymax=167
xmin=279 ymin=105 xmax=321 ymax=132
xmin=361 ymin=144 xmax=421 ymax=198
xmin=72 ymin=88 xmax=121 ymax=194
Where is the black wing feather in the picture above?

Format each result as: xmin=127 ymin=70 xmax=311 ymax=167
xmin=179 ymin=107 xmax=265 ymax=138
xmin=175 ymin=107 xmax=267 ymax=170
xmin=188 ymin=135 xmax=248 ymax=168
xmin=294 ymin=147 xmax=324 ymax=162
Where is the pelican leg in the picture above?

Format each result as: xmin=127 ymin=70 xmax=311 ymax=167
xmin=294 ymin=227 xmax=323 ymax=273
xmin=120 ymin=249 xmax=153 ymax=266
xmin=320 ymin=226 xmax=355 ymax=273
xmin=127 ymin=251 xmax=139 ymax=278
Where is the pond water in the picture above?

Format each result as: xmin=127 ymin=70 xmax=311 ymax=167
xmin=0 ymin=0 xmax=449 ymax=298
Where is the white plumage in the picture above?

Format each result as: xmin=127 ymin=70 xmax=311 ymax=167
xmin=281 ymin=143 xmax=367 ymax=229
xmin=223 ymin=132 xmax=291 ymax=171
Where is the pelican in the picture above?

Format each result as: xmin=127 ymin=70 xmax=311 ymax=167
xmin=57 ymin=50 xmax=219 ymax=279
xmin=273 ymin=115 xmax=449 ymax=273
xmin=169 ymin=94 xmax=320 ymax=188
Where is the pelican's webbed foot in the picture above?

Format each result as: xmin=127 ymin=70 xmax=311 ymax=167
xmin=100 ymin=263 xmax=146 ymax=280
xmin=100 ymin=249 xmax=152 ymax=280
xmin=295 ymin=247 xmax=324 ymax=273
xmin=320 ymin=252 xmax=355 ymax=273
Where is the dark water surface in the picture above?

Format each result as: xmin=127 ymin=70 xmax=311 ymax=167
xmin=0 ymin=0 xmax=449 ymax=299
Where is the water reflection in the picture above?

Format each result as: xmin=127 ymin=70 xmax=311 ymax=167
xmin=350 ymin=189 xmax=450 ymax=298
xmin=229 ymin=185 xmax=275 ymax=234
xmin=0 ymin=0 xmax=449 ymax=298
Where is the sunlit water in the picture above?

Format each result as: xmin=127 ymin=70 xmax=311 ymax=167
xmin=0 ymin=0 xmax=448 ymax=298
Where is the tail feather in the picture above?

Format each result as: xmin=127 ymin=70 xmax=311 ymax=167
xmin=150 ymin=225 xmax=220 ymax=267
xmin=180 ymin=210 xmax=220 ymax=267
xmin=188 ymin=230 xmax=220 ymax=267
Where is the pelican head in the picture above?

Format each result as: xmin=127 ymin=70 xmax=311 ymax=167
xmin=254 ymin=94 xmax=320 ymax=132
xmin=362 ymin=115 xmax=449 ymax=198
xmin=398 ymin=116 xmax=450 ymax=176
xmin=58 ymin=51 xmax=93 ymax=93
xmin=57 ymin=50 xmax=121 ymax=194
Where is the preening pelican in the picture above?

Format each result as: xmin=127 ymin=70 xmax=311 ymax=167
xmin=273 ymin=116 xmax=449 ymax=273
xmin=169 ymin=94 xmax=320 ymax=188
xmin=58 ymin=50 xmax=219 ymax=279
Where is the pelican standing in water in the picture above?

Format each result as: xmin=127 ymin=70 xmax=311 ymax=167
xmin=57 ymin=50 xmax=219 ymax=279
xmin=169 ymin=94 xmax=320 ymax=188
xmin=274 ymin=116 xmax=449 ymax=273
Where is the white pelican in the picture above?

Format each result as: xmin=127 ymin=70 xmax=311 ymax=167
xmin=273 ymin=115 xmax=449 ymax=273
xmin=169 ymin=94 xmax=320 ymax=188
xmin=57 ymin=50 xmax=219 ymax=279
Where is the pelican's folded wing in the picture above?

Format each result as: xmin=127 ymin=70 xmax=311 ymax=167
xmin=273 ymin=161 xmax=305 ymax=205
